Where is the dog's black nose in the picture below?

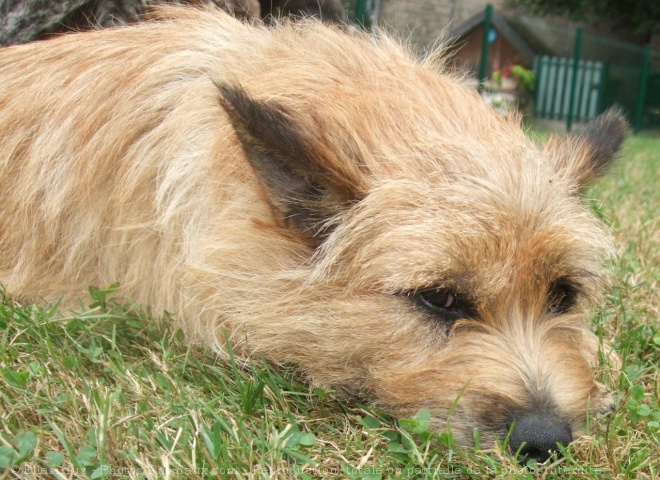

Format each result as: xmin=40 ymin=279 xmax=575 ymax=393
xmin=508 ymin=414 xmax=572 ymax=463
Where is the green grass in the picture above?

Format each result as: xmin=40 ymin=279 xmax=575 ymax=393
xmin=1 ymin=132 xmax=658 ymax=479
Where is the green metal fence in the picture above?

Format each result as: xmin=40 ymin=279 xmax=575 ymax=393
xmin=343 ymin=0 xmax=376 ymax=29
xmin=580 ymin=29 xmax=660 ymax=133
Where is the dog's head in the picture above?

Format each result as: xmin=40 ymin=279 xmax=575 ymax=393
xmin=216 ymin=67 xmax=625 ymax=461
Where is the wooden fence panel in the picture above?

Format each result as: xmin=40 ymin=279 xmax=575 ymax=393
xmin=534 ymin=56 xmax=606 ymax=121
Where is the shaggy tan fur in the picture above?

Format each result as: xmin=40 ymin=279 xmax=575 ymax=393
xmin=0 ymin=6 xmax=625 ymax=455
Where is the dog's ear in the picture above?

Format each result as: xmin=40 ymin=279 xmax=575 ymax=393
xmin=544 ymin=108 xmax=627 ymax=188
xmin=217 ymin=83 xmax=366 ymax=241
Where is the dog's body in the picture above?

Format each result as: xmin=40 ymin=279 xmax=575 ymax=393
xmin=0 ymin=7 xmax=624 ymax=460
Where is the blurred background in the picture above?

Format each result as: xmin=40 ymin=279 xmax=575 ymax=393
xmin=357 ymin=0 xmax=660 ymax=134
xmin=2 ymin=0 xmax=659 ymax=133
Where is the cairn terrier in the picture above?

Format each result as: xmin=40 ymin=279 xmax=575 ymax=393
xmin=0 ymin=6 xmax=624 ymax=461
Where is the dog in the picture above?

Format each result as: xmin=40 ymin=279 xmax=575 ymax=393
xmin=0 ymin=6 xmax=624 ymax=462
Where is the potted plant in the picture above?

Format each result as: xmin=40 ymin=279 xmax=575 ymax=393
xmin=492 ymin=64 xmax=535 ymax=93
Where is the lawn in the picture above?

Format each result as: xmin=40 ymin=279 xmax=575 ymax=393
xmin=1 ymin=130 xmax=658 ymax=479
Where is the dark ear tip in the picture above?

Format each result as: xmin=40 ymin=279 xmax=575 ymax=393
xmin=214 ymin=81 xmax=245 ymax=115
xmin=214 ymin=80 xmax=231 ymax=102
xmin=579 ymin=106 xmax=628 ymax=175
xmin=584 ymin=106 xmax=628 ymax=149
xmin=598 ymin=106 xmax=628 ymax=130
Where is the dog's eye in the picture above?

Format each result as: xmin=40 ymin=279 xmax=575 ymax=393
xmin=419 ymin=289 xmax=456 ymax=309
xmin=548 ymin=281 xmax=577 ymax=314
xmin=414 ymin=288 xmax=477 ymax=321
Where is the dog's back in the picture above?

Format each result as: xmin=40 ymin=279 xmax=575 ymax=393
xmin=0 ymin=6 xmax=503 ymax=314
